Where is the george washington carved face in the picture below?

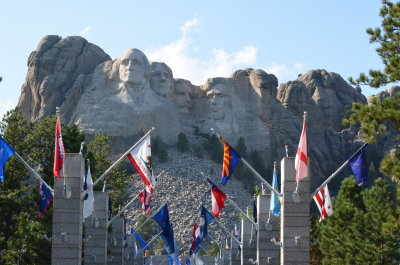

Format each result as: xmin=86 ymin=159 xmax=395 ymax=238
xmin=118 ymin=49 xmax=149 ymax=87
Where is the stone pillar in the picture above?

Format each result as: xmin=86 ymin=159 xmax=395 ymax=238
xmin=108 ymin=217 xmax=125 ymax=265
xmin=83 ymin=191 xmax=109 ymax=264
xmin=240 ymin=219 xmax=256 ymax=265
xmin=257 ymin=194 xmax=279 ymax=265
xmin=280 ymin=157 xmax=310 ymax=265
xmin=230 ymin=235 xmax=240 ymax=265
xmin=52 ymin=154 xmax=84 ymax=265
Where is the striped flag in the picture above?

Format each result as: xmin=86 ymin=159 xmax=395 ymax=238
xmin=313 ymin=184 xmax=333 ymax=221
xmin=138 ymin=186 xmax=152 ymax=215
xmin=219 ymin=136 xmax=241 ymax=185
xmin=207 ymin=179 xmax=226 ymax=217
xmin=295 ymin=119 xmax=307 ymax=183
xmin=53 ymin=116 xmax=65 ymax=180
xmin=127 ymin=135 xmax=155 ymax=192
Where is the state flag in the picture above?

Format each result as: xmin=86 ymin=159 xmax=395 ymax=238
xmin=207 ymin=179 xmax=226 ymax=217
xmin=83 ymin=165 xmax=94 ymax=219
xmin=53 ymin=116 xmax=65 ymax=180
xmin=138 ymin=186 xmax=152 ymax=215
xmin=348 ymin=143 xmax=368 ymax=186
xmin=313 ymin=184 xmax=333 ymax=221
xmin=219 ymin=136 xmax=241 ymax=185
xmin=39 ymin=181 xmax=53 ymax=217
xmin=0 ymin=135 xmax=15 ymax=182
xmin=295 ymin=119 xmax=307 ymax=183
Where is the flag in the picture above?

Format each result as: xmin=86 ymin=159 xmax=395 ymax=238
xmin=0 ymin=136 xmax=15 ymax=182
xmin=186 ymin=258 xmax=191 ymax=265
xmin=131 ymin=228 xmax=150 ymax=251
xmin=295 ymin=119 xmax=307 ymax=183
xmin=261 ymin=183 xmax=266 ymax=195
xmin=39 ymin=181 xmax=53 ymax=217
xmin=138 ymin=186 xmax=152 ymax=215
xmin=225 ymin=238 xmax=230 ymax=249
xmin=313 ymin=184 xmax=333 ymax=221
xmin=191 ymin=224 xmax=202 ymax=254
xmin=219 ymin=136 xmax=241 ymax=185
xmin=79 ymin=142 xmax=84 ymax=155
xmin=83 ymin=165 xmax=94 ymax=219
xmin=200 ymin=206 xmax=214 ymax=239
xmin=153 ymin=204 xmax=175 ymax=254
xmin=108 ymin=196 xmax=112 ymax=221
xmin=178 ymin=257 xmax=183 ymax=265
xmin=270 ymin=167 xmax=281 ymax=217
xmin=253 ymin=197 xmax=257 ymax=223
xmin=53 ymin=116 xmax=65 ymax=180
xmin=348 ymin=144 xmax=368 ymax=186
xmin=207 ymin=179 xmax=226 ymax=217
xmin=127 ymin=135 xmax=155 ymax=192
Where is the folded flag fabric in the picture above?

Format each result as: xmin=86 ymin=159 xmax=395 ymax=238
xmin=153 ymin=204 xmax=175 ymax=254
xmin=131 ymin=228 xmax=150 ymax=250
xmin=313 ymin=184 xmax=333 ymax=221
xmin=0 ymin=136 xmax=15 ymax=182
xmin=39 ymin=181 xmax=53 ymax=218
xmin=207 ymin=179 xmax=226 ymax=217
xmin=200 ymin=206 xmax=214 ymax=239
xmin=295 ymin=118 xmax=307 ymax=183
xmin=83 ymin=165 xmax=94 ymax=219
xmin=53 ymin=116 xmax=65 ymax=180
xmin=127 ymin=134 xmax=156 ymax=192
xmin=348 ymin=143 xmax=368 ymax=186
xmin=270 ymin=167 xmax=281 ymax=217
xmin=219 ymin=136 xmax=241 ymax=185
xmin=138 ymin=186 xmax=152 ymax=215
xmin=191 ymin=224 xmax=201 ymax=254
xmin=253 ymin=197 xmax=257 ymax=223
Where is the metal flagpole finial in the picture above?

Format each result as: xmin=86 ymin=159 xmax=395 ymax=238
xmin=210 ymin=128 xmax=216 ymax=134
xmin=303 ymin=111 xmax=307 ymax=119
xmin=285 ymin=145 xmax=289 ymax=157
xmin=151 ymin=127 xmax=156 ymax=131
xmin=56 ymin=107 xmax=60 ymax=114
xmin=273 ymin=161 xmax=277 ymax=169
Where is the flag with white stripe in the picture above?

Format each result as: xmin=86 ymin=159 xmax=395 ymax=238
xmin=313 ymin=184 xmax=333 ymax=221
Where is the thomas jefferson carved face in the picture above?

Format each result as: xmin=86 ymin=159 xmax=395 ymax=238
xmin=119 ymin=49 xmax=149 ymax=87
xmin=207 ymin=84 xmax=227 ymax=120
xmin=149 ymin=63 xmax=173 ymax=97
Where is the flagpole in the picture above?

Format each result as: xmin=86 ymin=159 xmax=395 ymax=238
xmin=107 ymin=171 xmax=164 ymax=226
xmin=200 ymin=172 xmax=257 ymax=226
xmin=214 ymin=218 xmax=241 ymax=245
xmin=13 ymin=151 xmax=54 ymax=194
xmin=211 ymin=128 xmax=282 ymax=199
xmin=310 ymin=142 xmax=369 ymax=199
xmin=134 ymin=231 xmax=163 ymax=257
xmin=82 ymin=127 xmax=155 ymax=199
xmin=130 ymin=203 xmax=167 ymax=237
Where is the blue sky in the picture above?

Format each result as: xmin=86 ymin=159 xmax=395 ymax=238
xmin=0 ymin=1 xmax=389 ymax=117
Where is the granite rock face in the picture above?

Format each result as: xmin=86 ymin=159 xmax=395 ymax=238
xmin=17 ymin=35 xmax=368 ymax=185
xmin=18 ymin=35 xmax=111 ymax=121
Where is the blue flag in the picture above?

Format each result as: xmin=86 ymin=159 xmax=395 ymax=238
xmin=0 ymin=136 xmax=15 ymax=182
xmin=270 ymin=168 xmax=281 ymax=216
xmin=39 ymin=181 xmax=53 ymax=217
xmin=253 ymin=197 xmax=257 ymax=223
xmin=153 ymin=204 xmax=175 ymax=254
xmin=186 ymin=258 xmax=191 ymax=265
xmin=131 ymin=228 xmax=150 ymax=250
xmin=200 ymin=206 xmax=214 ymax=239
xmin=348 ymin=143 xmax=368 ymax=186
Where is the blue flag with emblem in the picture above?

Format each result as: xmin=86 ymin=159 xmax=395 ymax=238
xmin=39 ymin=181 xmax=53 ymax=217
xmin=0 ymin=136 xmax=15 ymax=182
xmin=153 ymin=204 xmax=175 ymax=254
xmin=348 ymin=143 xmax=368 ymax=186
xmin=200 ymin=206 xmax=214 ymax=239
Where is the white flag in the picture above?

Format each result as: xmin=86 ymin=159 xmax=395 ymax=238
xmin=83 ymin=165 xmax=94 ymax=219
xmin=127 ymin=135 xmax=155 ymax=192
xmin=313 ymin=184 xmax=333 ymax=221
xmin=295 ymin=119 xmax=307 ymax=183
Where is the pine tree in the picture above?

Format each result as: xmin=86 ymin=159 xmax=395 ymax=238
xmin=177 ymin=132 xmax=189 ymax=152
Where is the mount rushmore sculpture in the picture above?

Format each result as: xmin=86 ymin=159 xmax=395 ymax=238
xmin=18 ymin=35 xmax=368 ymax=183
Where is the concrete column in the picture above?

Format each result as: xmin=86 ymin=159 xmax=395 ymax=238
xmin=240 ymin=219 xmax=256 ymax=265
xmin=83 ymin=191 xmax=109 ymax=264
xmin=52 ymin=154 xmax=84 ymax=265
xmin=230 ymin=235 xmax=240 ymax=265
xmin=257 ymin=194 xmax=280 ymax=265
xmin=280 ymin=157 xmax=310 ymax=265
xmin=108 ymin=217 xmax=125 ymax=265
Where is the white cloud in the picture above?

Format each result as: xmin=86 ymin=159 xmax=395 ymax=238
xmin=0 ymin=100 xmax=16 ymax=119
xmin=80 ymin=26 xmax=91 ymax=37
xmin=146 ymin=18 xmax=258 ymax=85
xmin=266 ymin=63 xmax=305 ymax=84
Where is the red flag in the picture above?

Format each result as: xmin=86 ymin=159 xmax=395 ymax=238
xmin=138 ymin=186 xmax=152 ymax=215
xmin=295 ymin=119 xmax=307 ymax=183
xmin=313 ymin=184 xmax=333 ymax=221
xmin=53 ymin=116 xmax=65 ymax=180
xmin=211 ymin=182 xmax=227 ymax=217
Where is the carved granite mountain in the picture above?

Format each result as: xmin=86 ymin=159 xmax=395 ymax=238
xmin=17 ymin=35 xmax=368 ymax=184
xmin=18 ymin=35 xmax=111 ymax=121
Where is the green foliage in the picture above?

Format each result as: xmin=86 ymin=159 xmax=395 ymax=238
xmin=235 ymin=137 xmax=247 ymax=157
xmin=314 ymin=177 xmax=400 ymax=264
xmin=177 ymin=132 xmax=189 ymax=152
xmin=152 ymin=137 xmax=168 ymax=162
xmin=193 ymin=145 xmax=203 ymax=158
xmin=203 ymin=135 xmax=222 ymax=163
xmin=207 ymin=242 xmax=219 ymax=256
xmin=343 ymin=94 xmax=400 ymax=182
xmin=349 ymin=1 xmax=400 ymax=87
